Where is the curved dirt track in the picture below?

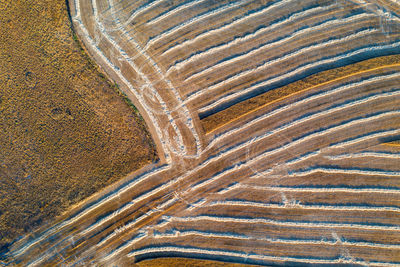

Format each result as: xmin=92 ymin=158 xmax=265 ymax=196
xmin=5 ymin=0 xmax=400 ymax=266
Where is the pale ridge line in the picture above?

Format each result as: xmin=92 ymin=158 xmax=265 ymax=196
xmin=127 ymin=246 xmax=400 ymax=266
xmin=142 ymin=0 xmax=250 ymax=52
xmin=188 ymin=110 xmax=400 ymax=195
xmin=14 ymin=7 xmax=170 ymax=260
xmin=107 ymin=0 xmax=165 ymax=31
xmin=146 ymin=0 xmax=209 ymax=26
xmin=231 ymin=183 xmax=400 ymax=194
xmin=289 ymin=167 xmax=400 ymax=177
xmin=153 ymin=229 xmax=250 ymax=240
xmin=10 ymin=0 xmax=174 ymax=256
xmin=53 ymin=196 xmax=175 ymax=266
xmin=74 ymin=0 xmax=80 ymax=18
xmin=250 ymin=127 xmax=400 ymax=180
xmin=86 ymin=96 xmax=393 ymax=257
xmin=108 ymin=0 xmax=202 ymax=155
xmin=100 ymin=198 xmax=179 ymax=262
xmin=347 ymin=0 xmax=400 ymax=22
xmin=166 ymin=2 xmax=324 ymax=74
xmin=78 ymin=0 xmax=170 ymax=161
xmin=196 ymin=41 xmax=400 ymax=114
xmin=165 ymin=215 xmax=400 ymax=231
xmin=254 ymin=128 xmax=400 ymax=180
xmin=189 ymin=26 xmax=378 ymax=95
xmin=193 ymin=27 xmax=382 ymax=110
xmin=205 ymin=71 xmax=400 ymax=150
xmin=98 ymin=101 xmax=399 ymax=261
xmin=14 ymin=0 xmax=396 ymax=264
xmin=96 ymin=0 xmax=184 ymax=152
xmin=17 ymin=165 xmax=170 ymax=261
xmin=81 ymin=171 xmax=180 ymax=237
xmin=326 ymin=128 xmax=400 ymax=149
xmin=325 ymin=152 xmax=400 ymax=160
xmin=104 ymin=233 xmax=147 ymax=261
xmin=17 ymin=74 xmax=399 ymax=260
xmin=192 ymin=88 xmax=400 ymax=188
xmin=95 ymin=197 xmax=177 ymax=248
xmin=81 ymin=80 xmax=378 ymax=239
xmin=151 ymin=228 xmax=400 ymax=249
xmin=263 ymin=122 xmax=400 ymax=177
xmin=331 ymin=129 xmax=400 ymax=148
xmin=191 ymin=88 xmax=400 ymax=193
xmin=105 ymin=0 xmax=187 ymax=155
xmin=105 ymin=0 xmax=203 ymax=157
xmin=186 ymin=198 xmax=207 ymax=211
xmin=284 ymin=151 xmax=321 ymax=165
xmin=206 ymin=200 xmax=400 ymax=213
xmin=163 ymin=0 xmax=332 ymax=65
xmin=181 ymin=13 xmax=373 ymax=82
xmin=81 ymin=85 xmax=400 ymax=249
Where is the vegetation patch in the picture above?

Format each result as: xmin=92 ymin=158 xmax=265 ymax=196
xmin=0 ymin=0 xmax=157 ymax=254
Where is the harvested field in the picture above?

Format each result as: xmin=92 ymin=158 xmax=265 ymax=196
xmin=0 ymin=0 xmax=157 ymax=256
xmin=136 ymin=257 xmax=259 ymax=267
xmin=202 ymin=54 xmax=400 ymax=133
xmin=3 ymin=0 xmax=400 ymax=266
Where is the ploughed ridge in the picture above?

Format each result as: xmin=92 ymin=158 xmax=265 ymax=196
xmin=4 ymin=0 xmax=400 ymax=266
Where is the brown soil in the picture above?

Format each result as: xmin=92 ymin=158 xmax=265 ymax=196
xmin=201 ymin=54 xmax=400 ymax=133
xmin=0 ymin=0 xmax=157 ymax=253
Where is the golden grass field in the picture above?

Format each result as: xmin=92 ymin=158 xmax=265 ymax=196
xmin=0 ymin=0 xmax=157 ymax=254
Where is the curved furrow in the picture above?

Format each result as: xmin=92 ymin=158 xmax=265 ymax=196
xmin=92 ymin=107 xmax=400 ymax=263
xmin=104 ymin=0 xmax=165 ymax=31
xmin=196 ymin=42 xmax=400 ymax=116
xmin=160 ymin=215 xmax=400 ymax=235
xmin=129 ymin=232 xmax=400 ymax=264
xmin=187 ymin=111 xmax=400 ymax=198
xmin=179 ymin=11 xmax=372 ymax=83
xmin=108 ymin=0 xmax=204 ymax=156
xmin=70 ymin=1 xmax=172 ymax=162
xmin=145 ymin=0 xmax=216 ymax=27
xmin=162 ymin=1 xmax=337 ymax=70
xmin=247 ymin=123 xmax=400 ymax=179
xmin=193 ymin=200 xmax=400 ymax=224
xmin=98 ymin=0 xmax=203 ymax=157
xmin=38 ymin=70 xmax=399 ymax=265
xmin=325 ymin=151 xmax=400 ymax=160
xmin=141 ymin=0 xmax=251 ymax=52
xmin=209 ymin=82 xmax=400 ymax=160
xmin=190 ymin=87 xmax=400 ymax=192
xmin=8 ymin=1 xmax=400 ymax=265
xmin=288 ymin=166 xmax=400 ymax=177
xmin=192 ymin=27 xmax=393 ymax=111
xmin=151 ymin=228 xmax=400 ymax=249
xmin=213 ymin=185 xmax=400 ymax=210
xmin=127 ymin=245 xmax=400 ymax=267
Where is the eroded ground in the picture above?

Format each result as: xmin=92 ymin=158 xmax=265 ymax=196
xmin=0 ymin=0 xmax=157 ymax=254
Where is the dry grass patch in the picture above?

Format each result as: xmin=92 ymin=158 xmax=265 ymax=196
xmin=0 ymin=0 xmax=157 ymax=254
